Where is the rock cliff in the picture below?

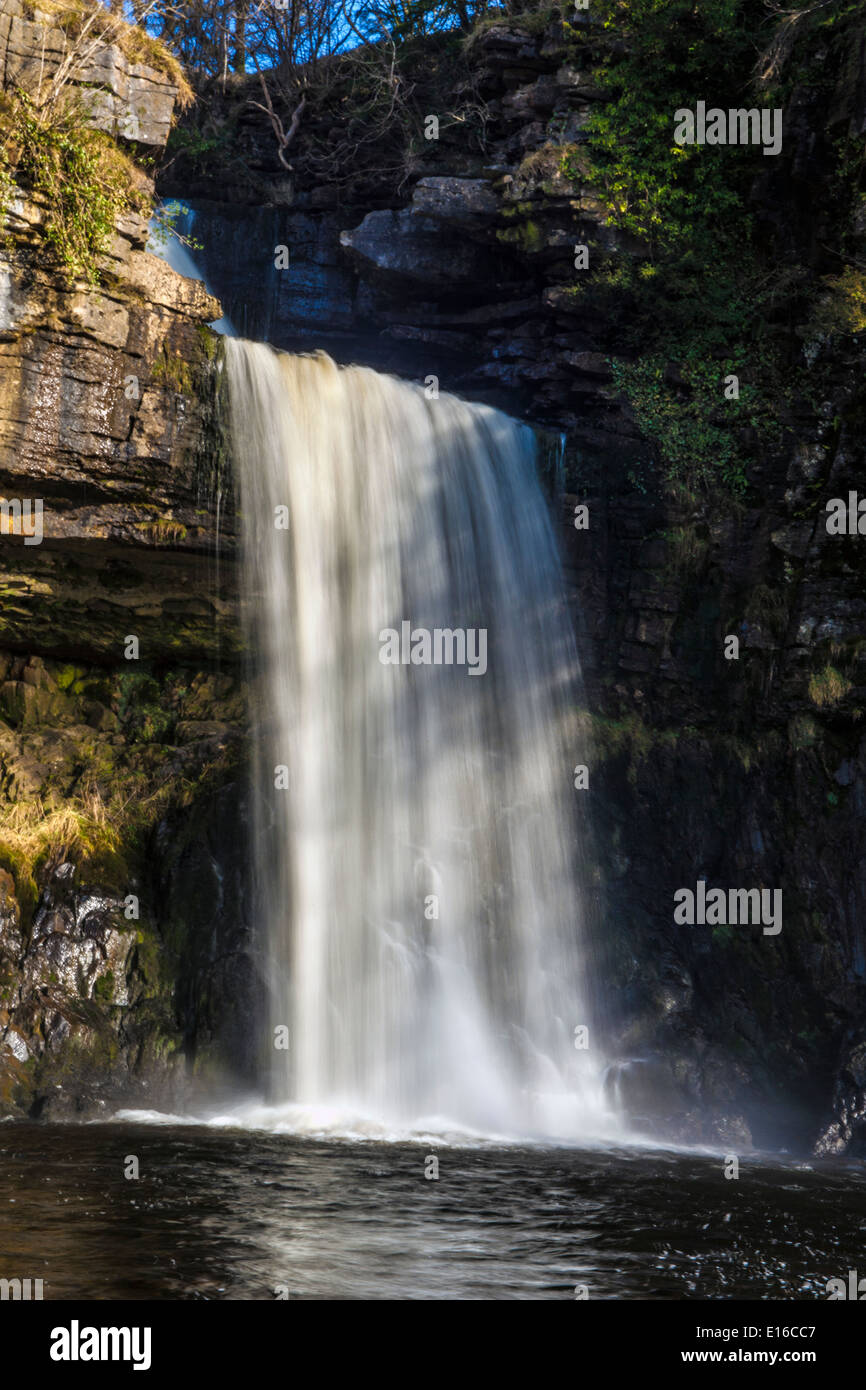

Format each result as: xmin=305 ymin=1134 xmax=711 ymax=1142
xmin=3 ymin=0 xmax=866 ymax=1152
xmin=160 ymin=6 xmax=866 ymax=1151
xmin=0 ymin=0 xmax=256 ymax=1119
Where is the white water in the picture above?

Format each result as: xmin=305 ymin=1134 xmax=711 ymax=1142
xmin=224 ymin=338 xmax=619 ymax=1144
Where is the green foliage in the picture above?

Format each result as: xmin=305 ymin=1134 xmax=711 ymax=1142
xmin=804 ymin=266 xmax=866 ymax=340
xmin=117 ymin=672 xmax=175 ymax=743
xmin=556 ymin=1 xmax=806 ymax=497
xmin=1 ymin=90 xmax=134 ymax=284
xmin=609 ymin=351 xmax=776 ymax=497
xmin=557 ymin=0 xmax=866 ymax=502
xmin=164 ymin=125 xmax=229 ymax=173
xmin=569 ymin=0 xmax=765 ymax=261
xmin=582 ymin=252 xmax=804 ymax=498
xmin=558 ymin=0 xmax=790 ymax=361
xmin=148 ymin=199 xmax=203 ymax=254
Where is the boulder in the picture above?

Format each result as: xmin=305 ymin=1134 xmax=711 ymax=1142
xmin=340 ymin=209 xmax=490 ymax=289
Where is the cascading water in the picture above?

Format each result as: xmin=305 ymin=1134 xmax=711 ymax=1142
xmin=227 ymin=337 xmax=618 ymax=1141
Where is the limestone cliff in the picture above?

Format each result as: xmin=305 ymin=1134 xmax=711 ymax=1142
xmin=0 ymin=0 xmax=254 ymax=1119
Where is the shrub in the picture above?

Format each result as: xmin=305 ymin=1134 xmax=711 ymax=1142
xmin=808 ymin=665 xmax=852 ymax=707
xmin=1 ymin=89 xmax=137 ymax=283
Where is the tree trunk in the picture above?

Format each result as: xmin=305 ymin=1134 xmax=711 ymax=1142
xmin=232 ymin=2 xmax=247 ymax=73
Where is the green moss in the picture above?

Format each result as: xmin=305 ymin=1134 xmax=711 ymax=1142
xmin=55 ymin=664 xmax=85 ymax=691
xmin=93 ymin=970 xmax=115 ymax=1003
xmin=195 ymin=322 xmax=220 ymax=361
xmin=189 ymin=336 xmax=232 ymax=517
xmin=590 ymin=712 xmax=661 ymax=785
xmin=152 ymin=349 xmax=194 ymax=395
xmin=496 ymin=218 xmax=546 ymax=253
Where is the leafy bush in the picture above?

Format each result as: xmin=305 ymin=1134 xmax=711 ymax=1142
xmin=609 ymin=343 xmax=786 ymax=497
xmin=556 ymin=0 xmax=836 ymax=497
xmin=566 ymin=0 xmax=765 ymax=261
xmin=804 ymin=267 xmax=866 ymax=340
xmin=1 ymin=89 xmax=137 ymax=283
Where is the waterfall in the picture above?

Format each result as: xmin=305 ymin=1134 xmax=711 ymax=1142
xmin=147 ymin=208 xmax=235 ymax=336
xmin=227 ymin=338 xmax=617 ymax=1141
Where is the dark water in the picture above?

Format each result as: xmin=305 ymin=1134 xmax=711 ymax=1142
xmin=0 ymin=1122 xmax=864 ymax=1300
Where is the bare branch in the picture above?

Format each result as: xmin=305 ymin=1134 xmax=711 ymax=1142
xmin=250 ymin=61 xmax=307 ymax=171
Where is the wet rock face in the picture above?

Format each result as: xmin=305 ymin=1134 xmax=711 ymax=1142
xmin=0 ymin=654 xmax=255 ymax=1119
xmin=0 ymin=858 xmax=139 ymax=1115
xmin=0 ymin=187 xmax=236 ymax=666
xmin=28 ymin=868 xmax=134 ymax=1004
xmin=0 ymin=11 xmax=253 ymax=1118
xmin=339 ymin=206 xmax=497 ymax=289
xmin=0 ymin=865 xmax=137 ymax=1105
xmin=338 ymin=178 xmax=506 ymax=292
xmin=0 ymin=0 xmax=236 ymax=669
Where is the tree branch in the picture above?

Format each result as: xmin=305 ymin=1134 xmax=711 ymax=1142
xmin=249 ymin=62 xmax=307 ymax=171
